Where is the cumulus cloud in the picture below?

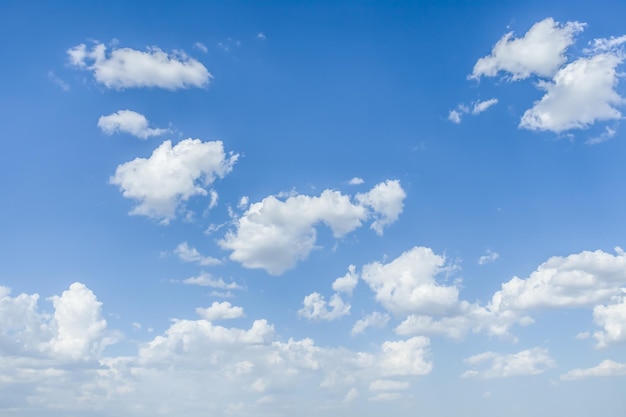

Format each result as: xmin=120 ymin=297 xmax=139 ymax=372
xmin=98 ymin=110 xmax=169 ymax=139
xmin=196 ymin=301 xmax=245 ymax=321
xmin=379 ymin=337 xmax=432 ymax=376
xmin=478 ymin=249 xmax=499 ymax=265
xmin=470 ymin=18 xmax=584 ymax=80
xmin=175 ymin=242 xmax=221 ymax=266
xmin=181 ymin=272 xmax=242 ymax=290
xmin=560 ymin=359 xmax=626 ymax=380
xmin=448 ymin=109 xmax=463 ymax=124
xmin=110 ymin=139 xmax=238 ymax=223
xmin=593 ymin=295 xmax=626 ymax=347
xmin=351 ymin=312 xmax=390 ymax=336
xmin=299 ymin=293 xmax=350 ymax=321
xmin=67 ymin=42 xmax=211 ymax=90
xmin=360 ymin=247 xmax=458 ymax=316
xmin=348 ymin=177 xmax=364 ymax=185
xmin=462 ymin=348 xmax=555 ymax=378
xmin=519 ymin=53 xmax=624 ymax=132
xmin=331 ymin=265 xmax=359 ymax=295
xmin=219 ymin=181 xmax=405 ymax=275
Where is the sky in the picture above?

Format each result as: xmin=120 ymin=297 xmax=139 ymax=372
xmin=1 ymin=1 xmax=626 ymax=416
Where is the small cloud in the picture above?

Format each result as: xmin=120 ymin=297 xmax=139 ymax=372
xmin=194 ymin=42 xmax=208 ymax=53
xmin=348 ymin=177 xmax=364 ymax=185
xmin=98 ymin=110 xmax=170 ymax=139
xmin=472 ymin=98 xmax=498 ymax=115
xmin=181 ymin=272 xmax=243 ymax=290
xmin=575 ymin=331 xmax=591 ymax=340
xmin=448 ymin=109 xmax=462 ymax=124
xmin=175 ymin=242 xmax=222 ymax=266
xmin=586 ymin=126 xmax=617 ymax=145
xmin=257 ymin=32 xmax=266 ymax=40
xmin=478 ymin=249 xmax=499 ymax=265
xmin=48 ymin=71 xmax=70 ymax=91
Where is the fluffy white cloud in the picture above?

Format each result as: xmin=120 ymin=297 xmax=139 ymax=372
xmin=470 ymin=18 xmax=584 ymax=80
xmin=175 ymin=242 xmax=221 ymax=266
xmin=348 ymin=177 xmax=364 ymax=185
xmin=490 ymin=248 xmax=626 ymax=312
xmin=560 ymin=359 xmax=626 ymax=380
xmin=378 ymin=337 xmax=432 ymax=376
xmin=98 ymin=110 xmax=169 ymax=139
xmin=196 ymin=301 xmax=245 ymax=321
xmin=299 ymin=293 xmax=350 ymax=321
xmin=356 ymin=180 xmax=406 ymax=235
xmin=519 ymin=53 xmax=624 ymax=132
xmin=332 ymin=265 xmax=358 ymax=295
xmin=472 ymin=98 xmax=498 ymax=114
xmin=462 ymin=348 xmax=555 ymax=378
xmin=448 ymin=109 xmax=462 ymax=124
xmin=360 ymin=247 xmax=458 ymax=316
xmin=110 ymin=139 xmax=238 ymax=223
xmin=181 ymin=272 xmax=242 ymax=290
xmin=67 ymin=43 xmax=211 ymax=90
xmin=448 ymin=99 xmax=497 ymax=123
xmin=351 ymin=312 xmax=390 ymax=336
xmin=593 ymin=295 xmax=626 ymax=348
xmin=219 ymin=181 xmax=405 ymax=275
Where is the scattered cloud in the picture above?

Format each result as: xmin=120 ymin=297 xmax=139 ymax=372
xmin=470 ymin=18 xmax=584 ymax=80
xmin=196 ymin=301 xmax=245 ymax=321
xmin=472 ymin=98 xmax=499 ymax=114
xmin=98 ymin=110 xmax=170 ymax=139
xmin=194 ymin=42 xmax=208 ymax=53
xmin=67 ymin=42 xmax=211 ymax=90
xmin=257 ymin=32 xmax=266 ymax=40
xmin=332 ymin=265 xmax=359 ymax=295
xmin=181 ymin=272 xmax=242 ymax=290
xmin=175 ymin=242 xmax=222 ymax=266
xmin=560 ymin=359 xmax=626 ymax=380
xmin=110 ymin=139 xmax=238 ymax=223
xmin=299 ymin=292 xmax=351 ymax=321
xmin=48 ymin=70 xmax=70 ymax=91
xmin=448 ymin=99 xmax=498 ymax=123
xmin=478 ymin=249 xmax=499 ymax=265
xmin=448 ymin=109 xmax=462 ymax=124
xmin=462 ymin=348 xmax=555 ymax=378
xmin=593 ymin=295 xmax=626 ymax=348
xmin=586 ymin=126 xmax=617 ymax=145
xmin=348 ymin=177 xmax=364 ymax=185
xmin=368 ymin=379 xmax=410 ymax=391
xmin=219 ymin=180 xmax=405 ymax=275
xmin=351 ymin=312 xmax=390 ymax=336
xmin=379 ymin=337 xmax=432 ymax=376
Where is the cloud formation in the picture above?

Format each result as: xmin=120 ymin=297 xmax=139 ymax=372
xmin=462 ymin=348 xmax=555 ymax=378
xmin=98 ymin=110 xmax=170 ymax=139
xmin=68 ymin=42 xmax=211 ymax=90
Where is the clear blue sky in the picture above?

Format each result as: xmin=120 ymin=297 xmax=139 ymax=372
xmin=1 ymin=1 xmax=625 ymax=416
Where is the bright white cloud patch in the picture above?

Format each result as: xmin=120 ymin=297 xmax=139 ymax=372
xmin=561 ymin=359 xmax=626 ymax=380
xmin=593 ymin=295 xmax=626 ymax=348
xmin=110 ymin=139 xmax=238 ymax=223
xmin=462 ymin=348 xmax=555 ymax=378
xmin=332 ymin=265 xmax=359 ymax=295
xmin=472 ymin=98 xmax=498 ymax=114
xmin=348 ymin=177 xmax=364 ymax=185
xmin=175 ymin=242 xmax=221 ymax=266
xmin=378 ymin=337 xmax=432 ymax=376
xmin=351 ymin=312 xmax=390 ymax=336
xmin=219 ymin=181 xmax=405 ymax=275
xmin=196 ymin=301 xmax=245 ymax=321
xmin=67 ymin=42 xmax=211 ymax=90
xmin=98 ymin=110 xmax=169 ymax=139
xmin=519 ymin=53 xmax=624 ymax=132
xmin=299 ymin=292 xmax=350 ymax=321
xmin=470 ymin=18 xmax=584 ymax=80
xmin=360 ymin=247 xmax=458 ymax=316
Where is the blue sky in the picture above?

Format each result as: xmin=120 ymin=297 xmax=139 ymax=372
xmin=1 ymin=1 xmax=626 ymax=415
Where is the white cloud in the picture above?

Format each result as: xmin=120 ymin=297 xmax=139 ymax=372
xmin=379 ymin=337 xmax=432 ymax=376
xmin=219 ymin=181 xmax=405 ymax=275
xmin=356 ymin=180 xmax=406 ymax=235
xmin=593 ymin=296 xmax=626 ymax=348
xmin=257 ymin=33 xmax=266 ymax=40
xmin=560 ymin=359 xmax=626 ymax=380
xmin=348 ymin=177 xmax=364 ymax=185
xmin=470 ymin=18 xmax=584 ymax=80
xmin=98 ymin=110 xmax=169 ymax=139
xmin=110 ymin=139 xmax=238 ymax=223
xmin=448 ymin=109 xmax=462 ymax=124
xmin=351 ymin=312 xmax=390 ymax=336
xmin=586 ymin=126 xmax=617 ymax=145
xmin=196 ymin=302 xmax=245 ymax=321
xmin=194 ymin=42 xmax=208 ymax=53
xmin=299 ymin=293 xmax=350 ymax=321
xmin=519 ymin=53 xmax=624 ymax=132
xmin=181 ymin=272 xmax=242 ymax=290
xmin=48 ymin=70 xmax=70 ymax=91
xmin=332 ymin=265 xmax=358 ymax=295
xmin=462 ymin=348 xmax=555 ymax=378
xmin=67 ymin=42 xmax=211 ymax=90
xmin=360 ymin=247 xmax=458 ymax=316
xmin=489 ymin=248 xmax=626 ymax=312
xmin=478 ymin=249 xmax=499 ymax=265
xmin=472 ymin=98 xmax=498 ymax=114
xmin=175 ymin=242 xmax=221 ymax=266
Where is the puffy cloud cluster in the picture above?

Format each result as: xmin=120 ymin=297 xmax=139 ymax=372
xmin=219 ymin=180 xmax=406 ymax=275
xmin=462 ymin=348 xmax=555 ymax=379
xmin=469 ymin=17 xmax=626 ymax=134
xmin=98 ymin=110 xmax=170 ymax=139
xmin=175 ymin=242 xmax=222 ymax=266
xmin=68 ymin=42 xmax=211 ymax=90
xmin=110 ymin=139 xmax=238 ymax=223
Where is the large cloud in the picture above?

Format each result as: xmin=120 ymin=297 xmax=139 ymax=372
xmin=470 ymin=18 xmax=584 ymax=80
xmin=68 ymin=43 xmax=211 ymax=90
xmin=219 ymin=180 xmax=405 ymax=275
xmin=110 ymin=139 xmax=238 ymax=223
